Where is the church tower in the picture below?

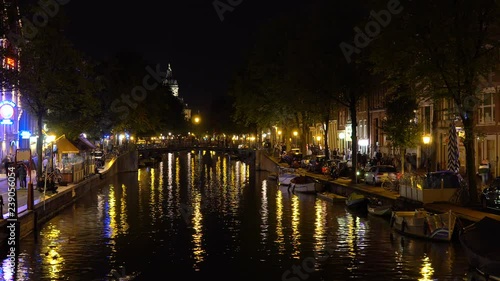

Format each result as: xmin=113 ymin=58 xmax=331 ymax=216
xmin=163 ymin=63 xmax=179 ymax=97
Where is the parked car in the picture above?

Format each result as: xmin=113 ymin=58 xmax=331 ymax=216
xmin=356 ymin=165 xmax=371 ymax=182
xmin=364 ymin=165 xmax=398 ymax=185
xmin=481 ymin=177 xmax=500 ymax=210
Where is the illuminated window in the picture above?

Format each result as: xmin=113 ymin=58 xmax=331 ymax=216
xmin=3 ymin=57 xmax=16 ymax=69
xmin=478 ymin=92 xmax=495 ymax=124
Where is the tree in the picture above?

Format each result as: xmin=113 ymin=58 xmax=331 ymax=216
xmin=44 ymin=56 xmax=101 ymax=139
xmin=372 ymin=0 xmax=500 ymax=204
xmin=380 ymin=85 xmax=422 ymax=174
xmin=16 ymin=10 xmax=96 ymax=177
xmin=229 ymin=13 xmax=298 ymax=151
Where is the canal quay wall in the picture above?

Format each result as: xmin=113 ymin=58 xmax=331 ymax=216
xmin=0 ymin=149 xmax=138 ymax=247
xmin=257 ymin=151 xmax=422 ymax=210
xmin=257 ymin=152 xmax=500 ymax=225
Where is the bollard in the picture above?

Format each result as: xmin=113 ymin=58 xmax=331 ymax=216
xmin=27 ymin=182 xmax=34 ymax=210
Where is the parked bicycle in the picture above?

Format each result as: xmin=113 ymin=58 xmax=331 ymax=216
xmin=381 ymin=177 xmax=399 ymax=192
xmin=37 ymin=168 xmax=61 ymax=193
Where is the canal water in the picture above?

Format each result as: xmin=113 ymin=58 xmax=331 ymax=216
xmin=0 ymin=151 xmax=474 ymax=280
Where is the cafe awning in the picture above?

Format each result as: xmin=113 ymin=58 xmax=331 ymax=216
xmin=55 ymin=137 xmax=79 ymax=154
xmin=74 ymin=134 xmax=96 ymax=151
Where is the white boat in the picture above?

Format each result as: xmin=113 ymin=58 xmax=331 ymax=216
xmin=277 ymin=167 xmax=298 ymax=186
xmin=289 ymin=176 xmax=322 ymax=194
xmin=390 ymin=209 xmax=456 ymax=242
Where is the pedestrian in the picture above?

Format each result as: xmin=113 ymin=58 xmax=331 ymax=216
xmin=42 ymin=157 xmax=48 ymax=172
xmin=3 ymin=155 xmax=10 ymax=175
xmin=18 ymin=163 xmax=27 ymax=188
xmin=375 ymin=150 xmax=382 ymax=165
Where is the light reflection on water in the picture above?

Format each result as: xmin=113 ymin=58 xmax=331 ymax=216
xmin=0 ymin=151 xmax=473 ymax=280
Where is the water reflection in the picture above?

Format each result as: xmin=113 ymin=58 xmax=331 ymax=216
xmin=191 ymin=191 xmax=204 ymax=270
xmin=275 ymin=188 xmax=285 ymax=255
xmin=6 ymin=151 xmax=472 ymax=280
xmin=419 ymin=255 xmax=434 ymax=281
xmin=291 ymin=195 xmax=301 ymax=258
xmin=313 ymin=200 xmax=327 ymax=264
xmin=260 ymin=180 xmax=269 ymax=243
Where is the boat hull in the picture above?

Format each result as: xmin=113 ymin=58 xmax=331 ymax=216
xmin=346 ymin=193 xmax=368 ymax=209
xmin=290 ymin=176 xmax=322 ymax=194
xmin=367 ymin=204 xmax=392 ymax=216
xmin=390 ymin=210 xmax=456 ymax=242
xmin=291 ymin=182 xmax=318 ymax=194
xmin=459 ymin=217 xmax=500 ymax=278
xmin=278 ymin=174 xmax=295 ymax=186
xmin=277 ymin=167 xmax=297 ymax=186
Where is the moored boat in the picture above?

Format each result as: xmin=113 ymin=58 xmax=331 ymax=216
xmin=277 ymin=167 xmax=298 ymax=186
xmin=459 ymin=216 xmax=500 ymax=279
xmin=367 ymin=203 xmax=393 ymax=217
xmin=289 ymin=176 xmax=322 ymax=194
xmin=367 ymin=197 xmax=392 ymax=216
xmin=345 ymin=192 xmax=368 ymax=209
xmin=390 ymin=209 xmax=456 ymax=242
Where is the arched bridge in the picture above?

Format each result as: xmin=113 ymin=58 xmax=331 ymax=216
xmin=136 ymin=143 xmax=255 ymax=161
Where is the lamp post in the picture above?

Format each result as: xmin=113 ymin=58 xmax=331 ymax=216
xmin=293 ymin=131 xmax=298 ymax=148
xmin=192 ymin=114 xmax=201 ymax=145
xmin=422 ymin=135 xmax=432 ymax=176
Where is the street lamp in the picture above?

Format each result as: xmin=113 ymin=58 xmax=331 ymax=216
xmin=192 ymin=115 xmax=201 ymax=144
xmin=293 ymin=131 xmax=298 ymax=148
xmin=422 ymin=135 xmax=432 ymax=176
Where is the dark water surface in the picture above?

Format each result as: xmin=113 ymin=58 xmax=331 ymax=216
xmin=0 ymin=151 xmax=474 ymax=280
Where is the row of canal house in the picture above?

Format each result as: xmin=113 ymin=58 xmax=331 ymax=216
xmin=305 ymin=75 xmax=500 ymax=179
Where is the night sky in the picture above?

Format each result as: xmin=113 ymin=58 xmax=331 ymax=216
xmin=64 ymin=0 xmax=295 ymax=114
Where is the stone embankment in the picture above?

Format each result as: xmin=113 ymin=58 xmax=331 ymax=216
xmin=0 ymin=149 xmax=138 ymax=247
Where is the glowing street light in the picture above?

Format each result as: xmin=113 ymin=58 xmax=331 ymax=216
xmin=422 ymin=135 xmax=432 ymax=175
xmin=293 ymin=131 xmax=298 ymax=148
